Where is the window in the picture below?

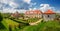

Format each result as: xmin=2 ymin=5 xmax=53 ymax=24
xmin=48 ymin=15 xmax=49 ymax=17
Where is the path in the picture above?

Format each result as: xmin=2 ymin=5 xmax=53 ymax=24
xmin=29 ymin=19 xmax=43 ymax=25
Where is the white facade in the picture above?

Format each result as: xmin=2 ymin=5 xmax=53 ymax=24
xmin=43 ymin=14 xmax=55 ymax=21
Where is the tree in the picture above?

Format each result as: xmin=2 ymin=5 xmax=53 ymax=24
xmin=0 ymin=13 xmax=3 ymax=22
xmin=0 ymin=13 xmax=6 ymax=29
xmin=55 ymin=14 xmax=60 ymax=21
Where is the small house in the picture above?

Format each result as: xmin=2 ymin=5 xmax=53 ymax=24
xmin=43 ymin=9 xmax=56 ymax=21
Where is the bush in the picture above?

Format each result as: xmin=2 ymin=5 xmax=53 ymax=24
xmin=0 ymin=13 xmax=6 ymax=29
xmin=0 ymin=13 xmax=3 ymax=22
xmin=26 ymin=18 xmax=39 ymax=23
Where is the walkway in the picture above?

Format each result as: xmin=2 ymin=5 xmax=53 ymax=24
xmin=29 ymin=19 xmax=43 ymax=25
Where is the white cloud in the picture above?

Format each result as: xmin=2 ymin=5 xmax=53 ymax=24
xmin=9 ymin=1 xmax=19 ymax=8
xmin=0 ymin=10 xmax=2 ymax=12
xmin=54 ymin=10 xmax=60 ymax=13
xmin=0 ymin=0 xmax=13 ymax=4
xmin=40 ymin=4 xmax=49 ymax=7
xmin=0 ymin=0 xmax=32 ymax=13
xmin=0 ymin=0 xmax=19 ymax=13
xmin=33 ymin=8 xmax=37 ymax=10
xmin=0 ymin=3 xmax=2 ymax=8
xmin=0 ymin=0 xmax=8 ymax=4
xmin=31 ymin=3 xmax=36 ymax=5
xmin=3 ymin=8 xmax=16 ymax=13
xmin=29 ymin=3 xmax=36 ymax=8
xmin=0 ymin=0 xmax=18 ymax=8
xmin=40 ymin=4 xmax=54 ymax=12
xmin=29 ymin=8 xmax=32 ymax=10
xmin=2 ymin=8 xmax=27 ymax=13
xmin=18 ymin=10 xmax=27 ymax=13
xmin=29 ymin=8 xmax=37 ymax=11
xmin=23 ymin=0 xmax=31 ymax=4
xmin=29 ymin=8 xmax=36 ymax=10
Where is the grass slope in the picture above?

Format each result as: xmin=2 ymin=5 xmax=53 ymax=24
xmin=21 ymin=21 xmax=60 ymax=31
xmin=1 ymin=18 xmax=19 ymax=31
xmin=1 ymin=18 xmax=60 ymax=31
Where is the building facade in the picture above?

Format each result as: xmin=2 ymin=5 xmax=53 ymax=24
xmin=25 ymin=9 xmax=56 ymax=21
xmin=24 ymin=10 xmax=42 ymax=18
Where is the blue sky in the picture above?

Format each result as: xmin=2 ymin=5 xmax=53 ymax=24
xmin=0 ymin=0 xmax=60 ymax=13
xmin=31 ymin=0 xmax=60 ymax=10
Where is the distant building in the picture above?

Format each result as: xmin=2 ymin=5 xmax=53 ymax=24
xmin=24 ymin=10 xmax=42 ymax=18
xmin=43 ymin=9 xmax=56 ymax=21
xmin=11 ymin=11 xmax=20 ymax=18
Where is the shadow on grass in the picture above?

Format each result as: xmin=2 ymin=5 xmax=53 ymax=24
xmin=0 ymin=22 xmax=6 ymax=29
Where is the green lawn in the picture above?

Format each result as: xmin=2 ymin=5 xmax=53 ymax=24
xmin=21 ymin=21 xmax=60 ymax=31
xmin=1 ymin=18 xmax=29 ymax=31
xmin=1 ymin=18 xmax=60 ymax=31
xmin=1 ymin=18 xmax=19 ymax=31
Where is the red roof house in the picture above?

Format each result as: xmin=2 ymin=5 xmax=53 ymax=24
xmin=44 ymin=9 xmax=55 ymax=14
xmin=43 ymin=9 xmax=56 ymax=21
xmin=25 ymin=10 xmax=42 ymax=18
xmin=25 ymin=9 xmax=56 ymax=21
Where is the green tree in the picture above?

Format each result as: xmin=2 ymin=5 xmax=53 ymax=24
xmin=0 ymin=13 xmax=6 ymax=29
xmin=0 ymin=13 xmax=3 ymax=22
xmin=20 ymin=13 xmax=24 ymax=19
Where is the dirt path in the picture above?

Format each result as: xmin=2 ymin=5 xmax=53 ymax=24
xmin=29 ymin=19 xmax=43 ymax=25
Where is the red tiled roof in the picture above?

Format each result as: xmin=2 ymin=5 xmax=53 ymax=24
xmin=33 ymin=10 xmax=42 ymax=14
xmin=44 ymin=9 xmax=55 ymax=14
xmin=25 ymin=11 xmax=30 ymax=15
xmin=25 ymin=10 xmax=42 ymax=14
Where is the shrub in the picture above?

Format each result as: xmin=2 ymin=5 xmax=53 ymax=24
xmin=0 ymin=13 xmax=6 ymax=29
xmin=26 ymin=18 xmax=39 ymax=23
xmin=0 ymin=13 xmax=3 ymax=22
